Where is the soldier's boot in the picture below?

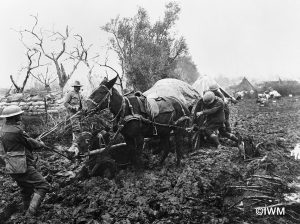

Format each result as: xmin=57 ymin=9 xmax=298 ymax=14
xmin=68 ymin=133 xmax=80 ymax=156
xmin=227 ymin=133 xmax=239 ymax=142
xmin=225 ymin=120 xmax=232 ymax=133
xmin=210 ymin=134 xmax=220 ymax=149
xmin=25 ymin=192 xmax=45 ymax=216
xmin=22 ymin=195 xmax=31 ymax=212
xmin=236 ymin=133 xmax=245 ymax=159
xmin=228 ymin=133 xmax=245 ymax=150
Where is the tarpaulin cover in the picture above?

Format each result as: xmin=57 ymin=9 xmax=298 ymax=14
xmin=143 ymin=78 xmax=201 ymax=108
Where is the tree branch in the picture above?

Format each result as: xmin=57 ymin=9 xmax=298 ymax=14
xmin=10 ymin=75 xmax=21 ymax=92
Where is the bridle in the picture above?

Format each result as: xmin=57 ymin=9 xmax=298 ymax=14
xmin=87 ymin=85 xmax=112 ymax=110
xmin=87 ymin=85 xmax=125 ymax=122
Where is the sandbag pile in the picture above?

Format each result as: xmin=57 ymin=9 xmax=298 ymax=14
xmin=0 ymin=92 xmax=65 ymax=116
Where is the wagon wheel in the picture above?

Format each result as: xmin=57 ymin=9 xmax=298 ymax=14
xmin=191 ymin=131 xmax=201 ymax=151
xmin=91 ymin=157 xmax=117 ymax=179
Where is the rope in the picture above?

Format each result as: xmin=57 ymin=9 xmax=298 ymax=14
xmin=139 ymin=116 xmax=191 ymax=131
xmin=37 ymin=100 xmax=108 ymax=140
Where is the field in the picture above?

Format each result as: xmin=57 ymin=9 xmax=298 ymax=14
xmin=1 ymin=97 xmax=300 ymax=223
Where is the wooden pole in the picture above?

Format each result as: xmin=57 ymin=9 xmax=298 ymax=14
xmin=85 ymin=143 xmax=127 ymax=156
xmin=44 ymin=97 xmax=48 ymax=123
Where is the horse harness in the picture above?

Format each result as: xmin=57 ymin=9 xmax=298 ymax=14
xmin=88 ymin=85 xmax=190 ymax=143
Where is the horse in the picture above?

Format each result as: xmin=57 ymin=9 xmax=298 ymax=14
xmin=86 ymin=76 xmax=190 ymax=167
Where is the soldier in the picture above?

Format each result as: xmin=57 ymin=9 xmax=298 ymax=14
xmin=0 ymin=105 xmax=50 ymax=216
xmin=64 ymin=81 xmax=84 ymax=155
xmin=209 ymin=84 xmax=234 ymax=133
xmin=195 ymin=91 xmax=242 ymax=149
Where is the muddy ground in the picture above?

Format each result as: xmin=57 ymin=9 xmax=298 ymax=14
xmin=1 ymin=97 xmax=300 ymax=223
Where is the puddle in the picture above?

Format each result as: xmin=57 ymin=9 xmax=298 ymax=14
xmin=285 ymin=179 xmax=300 ymax=203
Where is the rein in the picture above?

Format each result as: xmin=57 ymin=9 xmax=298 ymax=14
xmin=87 ymin=86 xmax=112 ymax=111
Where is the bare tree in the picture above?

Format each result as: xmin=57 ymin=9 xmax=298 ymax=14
xmin=101 ymin=16 xmax=127 ymax=90
xmin=95 ymin=58 xmax=124 ymax=93
xmin=10 ymin=49 xmax=42 ymax=93
xmin=31 ymin=66 xmax=57 ymax=90
xmin=68 ymin=34 xmax=96 ymax=89
xmin=18 ymin=15 xmax=86 ymax=94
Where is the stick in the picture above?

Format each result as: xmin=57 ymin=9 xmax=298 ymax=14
xmin=230 ymin=185 xmax=273 ymax=191
xmin=232 ymin=188 xmax=271 ymax=195
xmin=44 ymin=146 xmax=73 ymax=161
xmin=244 ymin=157 xmax=263 ymax=162
xmin=251 ymin=175 xmax=283 ymax=182
xmin=230 ymin=185 xmax=266 ymax=189
xmin=243 ymin=196 xmax=277 ymax=201
xmin=37 ymin=110 xmax=82 ymax=139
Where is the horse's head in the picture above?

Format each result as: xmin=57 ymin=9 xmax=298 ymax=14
xmin=86 ymin=76 xmax=118 ymax=111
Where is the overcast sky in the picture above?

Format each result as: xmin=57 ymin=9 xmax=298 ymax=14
xmin=1 ymin=0 xmax=300 ymax=89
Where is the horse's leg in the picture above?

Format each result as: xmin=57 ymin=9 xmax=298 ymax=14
xmin=125 ymin=135 xmax=144 ymax=169
xmin=134 ymin=135 xmax=144 ymax=169
xmin=124 ymin=137 xmax=136 ymax=166
xmin=159 ymin=134 xmax=170 ymax=165
xmin=174 ymin=130 xmax=183 ymax=166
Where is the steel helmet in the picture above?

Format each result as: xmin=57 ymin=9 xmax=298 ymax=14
xmin=0 ymin=105 xmax=24 ymax=118
xmin=203 ymin=91 xmax=215 ymax=104
xmin=209 ymin=83 xmax=219 ymax=91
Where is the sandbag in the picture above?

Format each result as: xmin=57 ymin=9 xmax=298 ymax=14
xmin=143 ymin=78 xmax=200 ymax=109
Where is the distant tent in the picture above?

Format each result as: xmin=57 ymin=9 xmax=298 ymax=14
xmin=192 ymin=75 xmax=232 ymax=98
xmin=230 ymin=77 xmax=257 ymax=98
xmin=233 ymin=77 xmax=257 ymax=93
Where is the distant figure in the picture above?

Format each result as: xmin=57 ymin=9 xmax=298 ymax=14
xmin=64 ymin=81 xmax=84 ymax=155
xmin=0 ymin=105 xmax=50 ymax=216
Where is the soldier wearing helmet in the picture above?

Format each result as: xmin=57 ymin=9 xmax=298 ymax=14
xmin=194 ymin=91 xmax=242 ymax=149
xmin=209 ymin=83 xmax=232 ymax=133
xmin=64 ymin=81 xmax=85 ymax=155
xmin=0 ymin=105 xmax=50 ymax=216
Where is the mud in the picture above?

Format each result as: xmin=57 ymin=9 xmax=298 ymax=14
xmin=0 ymin=97 xmax=300 ymax=223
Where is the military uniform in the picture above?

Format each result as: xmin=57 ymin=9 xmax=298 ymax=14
xmin=1 ymin=119 xmax=50 ymax=214
xmin=64 ymin=81 xmax=84 ymax=154
xmin=194 ymin=93 xmax=239 ymax=147
xmin=64 ymin=90 xmax=83 ymax=133
xmin=211 ymin=89 xmax=231 ymax=132
xmin=199 ymin=96 xmax=227 ymax=136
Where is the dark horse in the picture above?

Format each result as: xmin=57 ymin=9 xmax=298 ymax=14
xmin=86 ymin=76 xmax=190 ymax=167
